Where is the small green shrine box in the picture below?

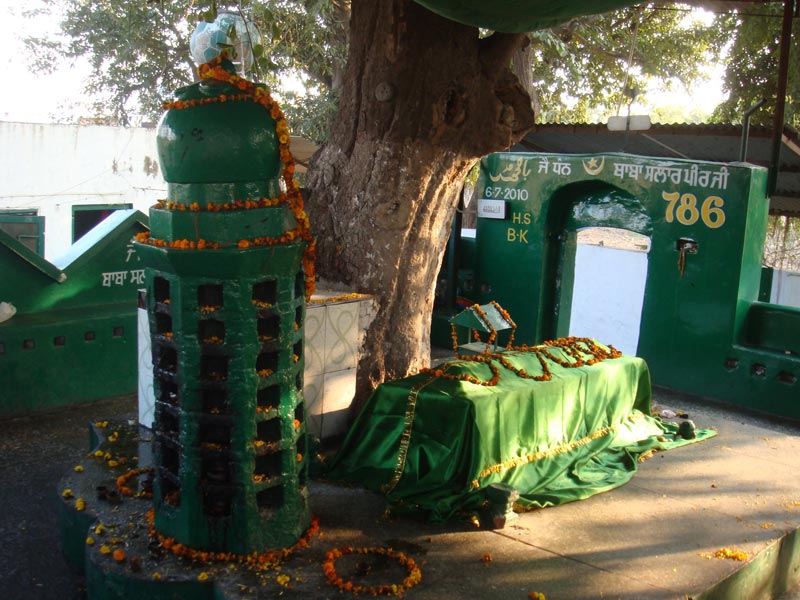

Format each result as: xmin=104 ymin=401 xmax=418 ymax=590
xmin=451 ymin=302 xmax=513 ymax=333
xmin=450 ymin=302 xmax=514 ymax=353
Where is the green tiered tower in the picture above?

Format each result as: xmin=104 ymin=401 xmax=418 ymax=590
xmin=133 ymin=47 xmax=313 ymax=554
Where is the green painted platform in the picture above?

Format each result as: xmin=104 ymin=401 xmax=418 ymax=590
xmin=50 ymin=387 xmax=800 ymax=600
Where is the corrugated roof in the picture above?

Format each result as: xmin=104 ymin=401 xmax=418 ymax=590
xmin=516 ymin=122 xmax=800 ymax=216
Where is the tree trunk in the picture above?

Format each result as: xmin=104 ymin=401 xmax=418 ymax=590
xmin=305 ymin=0 xmax=535 ymax=416
xmin=511 ymin=37 xmax=542 ymax=118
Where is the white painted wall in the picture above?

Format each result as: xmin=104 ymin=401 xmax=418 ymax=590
xmin=568 ymin=243 xmax=800 ymax=356
xmin=0 ymin=121 xmax=165 ymax=260
xmin=568 ymin=243 xmax=649 ymax=356
xmin=771 ymin=269 xmax=800 ymax=308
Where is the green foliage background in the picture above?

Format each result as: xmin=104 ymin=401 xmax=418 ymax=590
xmin=24 ymin=2 xmax=799 ymax=135
xmin=713 ymin=2 xmax=799 ymax=128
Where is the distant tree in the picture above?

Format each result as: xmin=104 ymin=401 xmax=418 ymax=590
xmin=764 ymin=215 xmax=800 ymax=273
xmin=247 ymin=0 xmax=349 ymax=142
xmin=28 ymin=2 xmax=736 ymax=129
xmin=23 ymin=1 xmax=194 ymax=126
xmin=713 ymin=2 xmax=799 ymax=128
xmin=24 ymin=0 xmax=348 ymax=139
xmin=529 ymin=4 xmax=730 ymax=123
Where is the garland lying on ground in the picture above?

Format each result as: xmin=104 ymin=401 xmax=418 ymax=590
xmin=322 ymin=546 xmax=423 ymax=596
xmin=146 ymin=509 xmax=320 ymax=569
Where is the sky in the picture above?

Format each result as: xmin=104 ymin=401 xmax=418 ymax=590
xmin=2 ymin=0 xmax=95 ymax=123
xmin=0 ymin=1 xmax=727 ymax=125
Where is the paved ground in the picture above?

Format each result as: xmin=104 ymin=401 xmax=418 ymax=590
xmin=0 ymin=395 xmax=136 ymax=600
xmin=1 ymin=389 xmax=800 ymax=600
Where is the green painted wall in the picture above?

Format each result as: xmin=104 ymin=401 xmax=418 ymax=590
xmin=0 ymin=211 xmax=149 ymax=416
xmin=463 ymin=152 xmax=799 ymax=419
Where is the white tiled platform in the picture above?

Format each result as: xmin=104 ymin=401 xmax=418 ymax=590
xmin=137 ymin=290 xmax=375 ymax=439
xmin=304 ymin=292 xmax=375 ymax=439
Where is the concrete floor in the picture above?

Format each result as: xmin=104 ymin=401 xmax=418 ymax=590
xmin=2 ymin=388 xmax=800 ymax=600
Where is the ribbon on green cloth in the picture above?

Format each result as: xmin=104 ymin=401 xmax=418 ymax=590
xmin=325 ymin=347 xmax=715 ymax=522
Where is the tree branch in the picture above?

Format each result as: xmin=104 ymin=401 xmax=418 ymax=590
xmin=479 ymin=32 xmax=528 ymax=82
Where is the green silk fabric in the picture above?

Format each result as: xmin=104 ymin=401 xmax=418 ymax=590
xmin=326 ymin=348 xmax=714 ymax=522
xmin=413 ymin=0 xmax=641 ymax=33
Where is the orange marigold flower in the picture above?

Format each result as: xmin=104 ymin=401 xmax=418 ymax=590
xmin=113 ymin=549 xmax=126 ymax=563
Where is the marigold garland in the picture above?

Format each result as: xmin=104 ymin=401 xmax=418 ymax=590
xmin=154 ymin=196 xmax=284 ymax=212
xmin=116 ymin=467 xmax=153 ymax=498
xmin=420 ymin=302 xmax=621 ymax=387
xmin=322 ymin=546 xmax=422 ymax=596
xmin=146 ymin=509 xmax=319 ymax=568
xmin=421 ymin=354 xmax=501 ymax=387
xmin=138 ymin=54 xmax=316 ymax=301
xmin=308 ymin=292 xmax=368 ymax=305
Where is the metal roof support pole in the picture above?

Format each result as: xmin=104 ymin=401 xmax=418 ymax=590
xmin=740 ymin=98 xmax=766 ymax=162
xmin=768 ymin=0 xmax=795 ymax=196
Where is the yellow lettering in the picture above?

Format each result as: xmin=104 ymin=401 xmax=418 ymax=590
xmin=701 ymin=196 xmax=726 ymax=229
xmin=507 ymin=228 xmax=529 ymax=243
xmin=512 ymin=212 xmax=522 ymax=224
xmin=522 ymin=213 xmax=531 ymax=225
xmin=662 ymin=190 xmax=679 ymax=223
xmin=676 ymin=193 xmax=700 ymax=226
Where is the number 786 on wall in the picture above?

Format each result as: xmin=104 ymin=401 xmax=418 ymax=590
xmin=662 ymin=190 xmax=726 ymax=229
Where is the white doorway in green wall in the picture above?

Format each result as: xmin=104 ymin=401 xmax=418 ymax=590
xmin=567 ymin=227 xmax=651 ymax=356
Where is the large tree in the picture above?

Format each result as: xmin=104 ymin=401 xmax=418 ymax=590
xmin=304 ymin=1 xmax=535 ymax=409
xmin=27 ymin=0 xmax=766 ymax=415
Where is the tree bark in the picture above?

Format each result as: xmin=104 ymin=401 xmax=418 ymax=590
xmin=511 ymin=36 xmax=542 ymax=119
xmin=305 ymin=0 xmax=535 ymax=416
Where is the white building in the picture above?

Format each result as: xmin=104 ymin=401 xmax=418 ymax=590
xmin=0 ymin=121 xmax=165 ymax=260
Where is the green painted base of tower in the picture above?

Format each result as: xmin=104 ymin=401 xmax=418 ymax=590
xmin=58 ymin=418 xmax=318 ymax=600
